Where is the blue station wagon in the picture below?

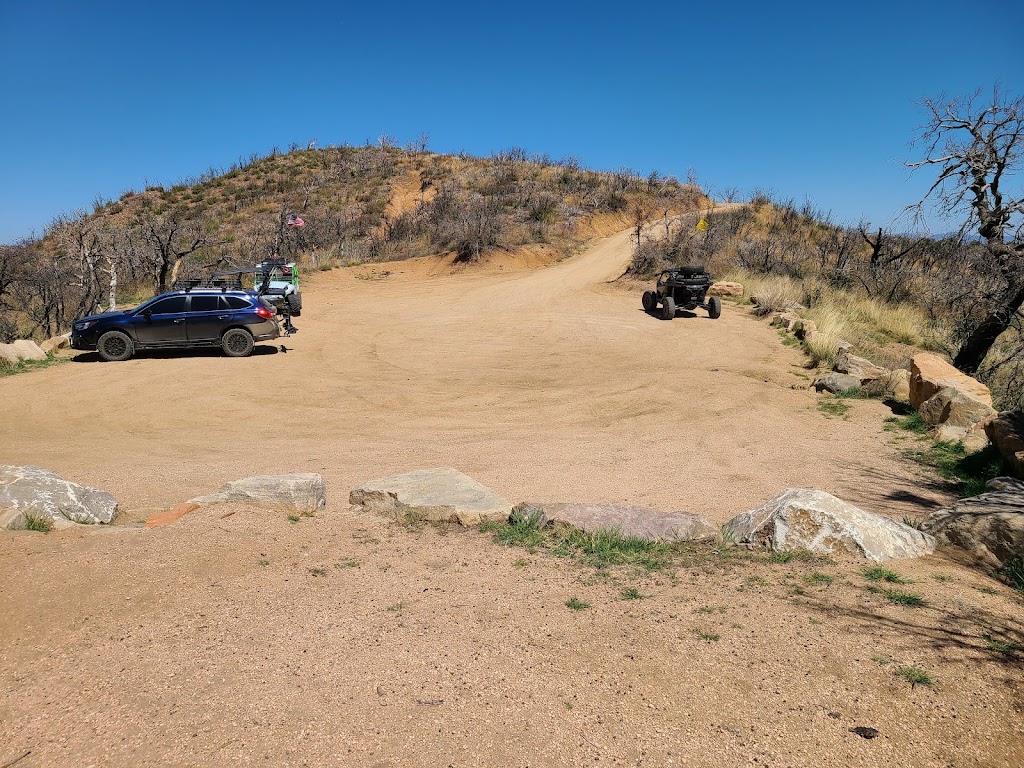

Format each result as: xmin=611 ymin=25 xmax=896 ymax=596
xmin=71 ymin=289 xmax=280 ymax=361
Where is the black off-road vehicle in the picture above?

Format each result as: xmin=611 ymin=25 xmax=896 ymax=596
xmin=642 ymin=266 xmax=721 ymax=321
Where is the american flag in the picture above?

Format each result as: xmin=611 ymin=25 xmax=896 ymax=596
xmin=286 ymin=214 xmax=305 ymax=227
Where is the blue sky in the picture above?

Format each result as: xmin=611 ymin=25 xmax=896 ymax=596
xmin=1 ymin=0 xmax=1021 ymax=243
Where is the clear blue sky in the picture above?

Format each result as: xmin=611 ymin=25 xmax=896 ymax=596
xmin=1 ymin=0 xmax=1020 ymax=244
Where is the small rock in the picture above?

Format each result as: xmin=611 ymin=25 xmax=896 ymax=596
xmin=850 ymin=726 xmax=879 ymax=740
xmin=814 ymin=373 xmax=861 ymax=394
xmin=835 ymin=350 xmax=889 ymax=383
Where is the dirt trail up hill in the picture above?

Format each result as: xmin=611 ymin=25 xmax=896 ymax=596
xmin=3 ymin=226 xmax=1023 ymax=768
xmin=0 ymin=225 xmax=940 ymax=520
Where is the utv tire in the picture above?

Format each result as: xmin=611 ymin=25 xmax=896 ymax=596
xmin=708 ymin=295 xmax=722 ymax=319
xmin=287 ymin=293 xmax=302 ymax=317
xmin=97 ymin=331 xmax=134 ymax=362
xmin=222 ymin=328 xmax=255 ymax=358
xmin=661 ymin=296 xmax=676 ymax=321
xmin=642 ymin=290 xmax=657 ymax=313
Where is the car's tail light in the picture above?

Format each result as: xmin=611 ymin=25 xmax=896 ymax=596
xmin=255 ymin=306 xmax=273 ymax=319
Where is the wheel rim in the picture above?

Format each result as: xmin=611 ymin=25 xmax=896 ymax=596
xmin=226 ymin=332 xmax=248 ymax=354
xmin=104 ymin=336 xmax=127 ymax=357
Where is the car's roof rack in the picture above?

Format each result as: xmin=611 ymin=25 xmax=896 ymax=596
xmin=172 ymin=277 xmax=243 ymax=292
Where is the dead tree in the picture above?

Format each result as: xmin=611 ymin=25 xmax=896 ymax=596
xmin=907 ymin=87 xmax=1024 ymax=373
xmin=135 ymin=215 xmax=216 ymax=291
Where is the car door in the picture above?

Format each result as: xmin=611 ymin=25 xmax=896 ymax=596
xmin=186 ymin=294 xmax=227 ymax=342
xmin=131 ymin=296 xmax=189 ymax=345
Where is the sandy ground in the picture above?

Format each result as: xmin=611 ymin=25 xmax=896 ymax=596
xmin=2 ymin=227 xmax=1022 ymax=767
xmin=1 ymin=226 xmax=946 ymax=521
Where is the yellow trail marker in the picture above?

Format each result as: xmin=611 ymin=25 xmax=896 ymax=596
xmin=696 ymin=218 xmax=708 ymax=232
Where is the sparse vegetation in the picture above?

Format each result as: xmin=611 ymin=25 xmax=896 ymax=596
xmin=21 ymin=511 xmax=54 ymax=533
xmin=694 ymin=629 xmax=720 ymax=643
xmin=565 ymin=597 xmax=590 ymax=611
xmin=620 ymin=587 xmax=645 ymax=600
xmin=895 ymin=665 xmax=934 ymax=688
xmin=817 ymin=396 xmax=851 ymax=419
xmin=906 ymin=442 xmax=1007 ymax=498
xmin=1001 ymin=557 xmax=1024 ymax=595
xmin=287 ymin=514 xmax=300 ymax=523
xmin=870 ymin=586 xmax=927 ymax=607
xmin=308 ymin=566 xmax=328 ymax=577
xmin=863 ymin=566 xmax=909 ymax=584
xmin=803 ymin=571 xmax=835 ymax=586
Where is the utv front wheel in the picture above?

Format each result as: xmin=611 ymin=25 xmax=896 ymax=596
xmin=661 ymin=296 xmax=676 ymax=321
xmin=642 ymin=290 xmax=657 ymax=313
xmin=708 ymin=295 xmax=722 ymax=319
xmin=222 ymin=328 xmax=255 ymax=358
xmin=97 ymin=331 xmax=134 ymax=362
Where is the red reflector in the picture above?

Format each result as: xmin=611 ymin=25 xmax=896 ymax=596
xmin=255 ymin=307 xmax=273 ymax=318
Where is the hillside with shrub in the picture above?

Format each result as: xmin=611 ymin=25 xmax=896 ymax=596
xmin=0 ymin=143 xmax=705 ymax=344
xmin=627 ymin=193 xmax=1023 ymax=409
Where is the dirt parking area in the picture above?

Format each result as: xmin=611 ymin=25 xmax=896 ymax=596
xmin=2 ymin=228 xmax=1021 ymax=766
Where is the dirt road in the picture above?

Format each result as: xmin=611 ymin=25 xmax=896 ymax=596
xmin=0 ymin=227 xmax=939 ymax=521
xmin=2 ymin=229 xmax=1022 ymax=767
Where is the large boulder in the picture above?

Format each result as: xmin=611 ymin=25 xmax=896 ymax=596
xmin=0 ymin=344 xmax=20 ymax=366
xmin=724 ymin=488 xmax=936 ymax=562
xmin=910 ymin=353 xmax=993 ymax=409
xmin=0 ymin=465 xmax=118 ymax=528
xmin=190 ymin=473 xmax=326 ymax=512
xmin=885 ymin=369 xmax=911 ymax=403
xmin=349 ymin=468 xmax=509 ymax=525
xmin=512 ymin=502 xmax=720 ymax=543
xmin=921 ymin=482 xmax=1024 ymax=569
xmin=40 ymin=333 xmax=70 ymax=354
xmin=985 ymin=411 xmax=1024 ymax=478
xmin=11 ymin=340 xmax=47 ymax=361
xmin=708 ymin=281 xmax=744 ymax=297
xmin=918 ymin=387 xmax=996 ymax=429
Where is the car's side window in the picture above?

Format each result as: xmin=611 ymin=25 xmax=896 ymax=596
xmin=189 ymin=295 xmax=221 ymax=313
xmin=146 ymin=296 xmax=188 ymax=314
xmin=224 ymin=296 xmax=250 ymax=310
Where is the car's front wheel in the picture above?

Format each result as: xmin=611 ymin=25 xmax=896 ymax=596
xmin=661 ymin=296 xmax=676 ymax=321
xmin=97 ymin=331 xmax=134 ymax=362
xmin=222 ymin=328 xmax=255 ymax=358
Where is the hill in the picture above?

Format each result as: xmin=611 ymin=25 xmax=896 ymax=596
xmin=0 ymin=145 xmax=705 ymax=342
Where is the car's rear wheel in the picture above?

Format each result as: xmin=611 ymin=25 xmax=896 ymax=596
xmin=97 ymin=331 xmax=134 ymax=362
xmin=661 ymin=296 xmax=676 ymax=320
xmin=708 ymin=295 xmax=722 ymax=319
xmin=222 ymin=328 xmax=255 ymax=358
xmin=642 ymin=290 xmax=657 ymax=313
xmin=287 ymin=293 xmax=302 ymax=317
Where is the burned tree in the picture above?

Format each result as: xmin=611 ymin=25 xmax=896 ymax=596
xmin=907 ymin=87 xmax=1024 ymax=373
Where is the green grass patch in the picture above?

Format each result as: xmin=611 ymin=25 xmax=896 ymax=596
xmin=287 ymin=514 xmax=301 ymax=523
xmin=871 ymin=654 xmax=891 ymax=665
xmin=620 ymin=587 xmax=645 ymax=600
xmin=386 ymin=602 xmax=406 ymax=612
xmin=869 ymin=585 xmax=927 ymax=607
xmin=1001 ymin=557 xmax=1024 ymax=596
xmin=884 ymin=412 xmax=930 ymax=435
xmin=982 ymin=634 xmax=1019 ymax=654
xmin=895 ymin=665 xmax=934 ymax=688
xmin=0 ymin=355 xmax=69 ymax=378
xmin=803 ymin=571 xmax=835 ymax=586
xmin=694 ymin=629 xmax=720 ymax=643
xmin=863 ymin=566 xmax=909 ymax=584
xmin=906 ymin=441 xmax=1007 ymax=498
xmin=308 ymin=566 xmax=327 ymax=577
xmin=21 ymin=511 xmax=54 ymax=533
xmin=818 ymin=396 xmax=851 ymax=419
xmin=767 ymin=549 xmax=831 ymax=564
xmin=565 ymin=597 xmax=590 ymax=611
